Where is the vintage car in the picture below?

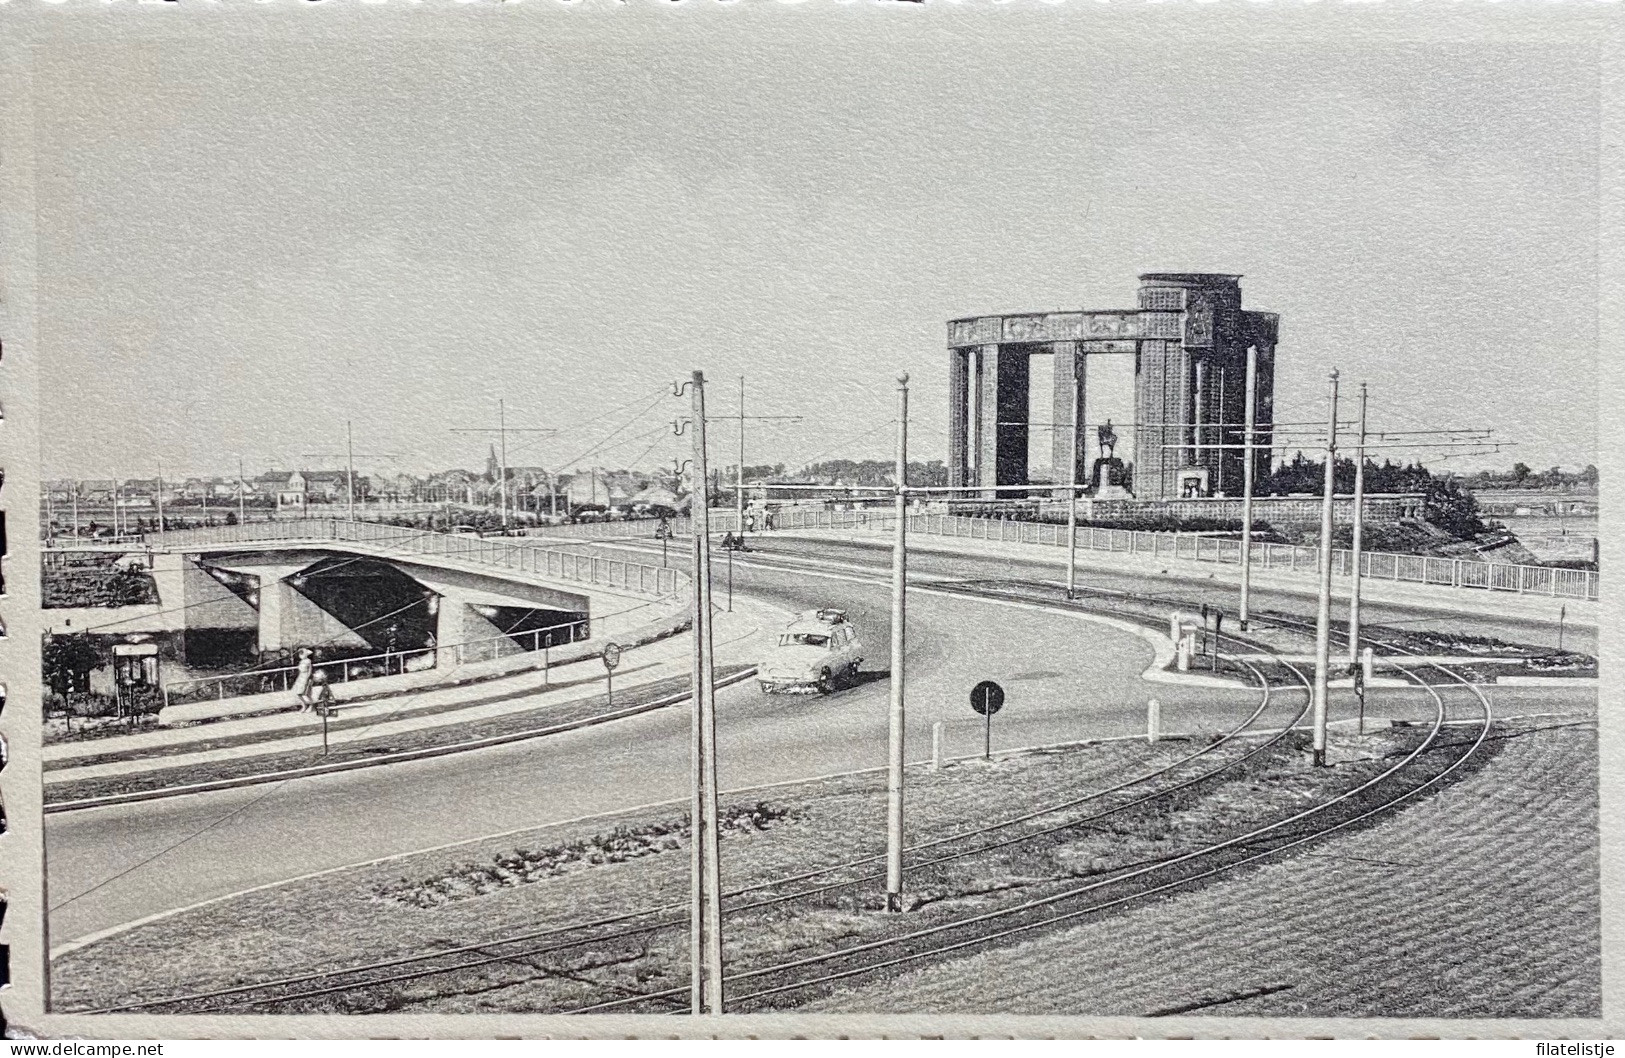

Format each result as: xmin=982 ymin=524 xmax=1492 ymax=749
xmin=758 ymin=608 xmax=864 ymax=694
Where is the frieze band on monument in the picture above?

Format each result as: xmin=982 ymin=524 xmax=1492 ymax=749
xmin=947 ymin=272 xmax=1279 ymax=504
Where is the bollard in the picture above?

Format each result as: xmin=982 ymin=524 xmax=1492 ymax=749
xmin=931 ymin=721 xmax=944 ymax=773
xmin=1147 ymin=698 xmax=1161 ymax=744
xmin=1176 ymin=634 xmax=1191 ymax=672
xmin=1170 ymin=612 xmax=1184 ymax=643
xmin=1361 ymin=646 xmax=1374 ymax=686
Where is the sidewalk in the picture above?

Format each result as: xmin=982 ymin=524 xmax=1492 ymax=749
xmin=45 ymin=595 xmax=788 ymax=783
xmin=778 ymin=529 xmax=1592 ymax=628
xmin=154 ymin=591 xmax=687 ymax=728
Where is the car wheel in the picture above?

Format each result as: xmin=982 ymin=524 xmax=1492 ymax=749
xmin=816 ymin=669 xmax=833 ymax=695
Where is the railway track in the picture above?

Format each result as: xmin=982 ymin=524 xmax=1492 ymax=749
xmin=77 ymin=564 xmax=1494 ymax=1016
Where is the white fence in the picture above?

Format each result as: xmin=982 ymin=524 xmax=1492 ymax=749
xmin=767 ymin=508 xmax=1600 ymax=601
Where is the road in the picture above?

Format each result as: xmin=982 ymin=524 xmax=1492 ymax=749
xmin=46 ymin=535 xmax=1590 ymax=953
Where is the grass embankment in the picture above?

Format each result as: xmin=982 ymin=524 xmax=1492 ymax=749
xmin=820 ymin=716 xmax=1600 ymax=1019
xmin=44 ymin=664 xmax=751 ymax=806
xmin=57 ymin=717 xmax=1507 ymax=1016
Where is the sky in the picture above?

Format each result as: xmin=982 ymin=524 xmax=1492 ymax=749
xmin=30 ymin=10 xmax=1601 ymax=482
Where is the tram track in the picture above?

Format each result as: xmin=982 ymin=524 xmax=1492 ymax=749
xmin=76 ymin=559 xmax=1496 ymax=1017
xmin=82 ymin=588 xmax=1309 ymax=1015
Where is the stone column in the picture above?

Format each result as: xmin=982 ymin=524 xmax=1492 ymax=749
xmin=977 ymin=344 xmax=1001 ymax=494
xmin=1193 ymin=357 xmax=1207 ymax=478
xmin=1050 ymin=342 xmax=1083 ymax=495
xmin=947 ymin=347 xmax=970 ymax=489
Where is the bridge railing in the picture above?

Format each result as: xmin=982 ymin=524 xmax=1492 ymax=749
xmin=161 ymin=618 xmax=599 ymax=707
xmin=148 ymin=520 xmax=690 ymax=598
xmin=767 ymin=507 xmax=1599 ymax=601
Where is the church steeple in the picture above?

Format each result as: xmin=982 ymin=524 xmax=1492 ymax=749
xmin=485 ymin=444 xmax=499 ymax=483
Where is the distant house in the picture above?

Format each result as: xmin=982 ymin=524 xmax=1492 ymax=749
xmin=254 ymin=471 xmax=307 ymax=510
xmin=80 ymin=479 xmax=118 ymax=504
xmin=429 ymin=469 xmax=479 ymax=504
xmin=209 ymin=478 xmax=244 ymax=502
xmin=630 ymin=484 xmax=680 ymax=510
xmin=563 ymin=468 xmax=637 ymax=510
xmin=303 ymin=470 xmax=349 ymax=502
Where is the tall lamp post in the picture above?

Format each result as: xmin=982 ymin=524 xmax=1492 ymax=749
xmin=886 ymin=373 xmax=909 ymax=912
xmin=1311 ymin=370 xmax=1340 ymax=768
xmin=685 ymin=373 xmax=724 ymax=1013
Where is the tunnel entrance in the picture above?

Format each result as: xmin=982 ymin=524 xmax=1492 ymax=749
xmin=289 ymin=557 xmax=437 ymax=655
xmin=468 ymin=604 xmax=591 ymax=652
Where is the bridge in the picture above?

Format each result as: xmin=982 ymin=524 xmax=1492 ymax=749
xmin=46 ymin=520 xmax=690 ymax=715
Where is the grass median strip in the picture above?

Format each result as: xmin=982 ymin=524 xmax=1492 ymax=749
xmin=55 ymin=719 xmax=1503 ymax=1015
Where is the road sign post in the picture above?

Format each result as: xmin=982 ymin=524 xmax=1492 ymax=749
xmin=1353 ymin=661 xmax=1365 ymax=736
xmin=603 ymin=641 xmax=622 ymax=709
xmin=970 ymin=680 xmax=1005 ymax=761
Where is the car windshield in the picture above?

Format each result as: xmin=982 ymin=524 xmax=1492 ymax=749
xmin=780 ymin=632 xmax=830 ymax=648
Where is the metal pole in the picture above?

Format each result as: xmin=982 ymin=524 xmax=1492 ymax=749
xmin=689 ymin=371 xmax=724 ymax=1013
xmin=71 ymin=481 xmax=79 ymax=541
xmin=1065 ymin=362 xmax=1081 ymax=599
xmin=1239 ymin=344 xmax=1258 ymax=630
xmin=886 ymin=373 xmax=909 ymax=913
xmin=1312 ymin=370 xmax=1340 ymax=768
xmin=499 ymin=398 xmax=510 ymax=530
xmin=346 ymin=421 xmax=356 ymax=523
xmin=738 ymin=375 xmax=746 ymax=545
xmin=239 ymin=458 xmax=247 ymax=524
xmin=983 ymin=704 xmax=991 ymax=762
xmin=155 ymin=464 xmax=166 ymax=535
xmin=1346 ymin=383 xmax=1368 ymax=668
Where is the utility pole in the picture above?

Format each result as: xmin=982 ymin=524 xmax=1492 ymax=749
xmin=499 ymin=399 xmax=509 ymax=529
xmin=347 ymin=420 xmax=356 ymax=523
xmin=686 ymin=372 xmax=724 ymax=1014
xmin=1312 ymin=370 xmax=1340 ymax=768
xmin=71 ymin=480 xmax=79 ymax=540
xmin=238 ymin=457 xmax=247 ymax=524
xmin=1346 ymin=383 xmax=1369 ymax=669
xmin=1065 ymin=364 xmax=1081 ymax=599
xmin=155 ymin=463 xmax=166 ymax=535
xmin=886 ymin=373 xmax=909 ymax=913
xmin=1239 ymin=344 xmax=1259 ymax=630
xmin=738 ymin=376 xmax=746 ymax=540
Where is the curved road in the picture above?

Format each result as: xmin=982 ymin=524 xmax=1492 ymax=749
xmin=45 ymin=537 xmax=1587 ymax=954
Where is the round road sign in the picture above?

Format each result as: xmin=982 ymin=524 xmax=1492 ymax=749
xmin=602 ymin=642 xmax=623 ymax=671
xmin=970 ymin=680 xmax=1005 ymax=717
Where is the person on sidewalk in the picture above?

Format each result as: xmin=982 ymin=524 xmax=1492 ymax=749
xmin=291 ymin=648 xmax=314 ymax=712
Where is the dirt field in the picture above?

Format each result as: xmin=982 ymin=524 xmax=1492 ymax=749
xmin=810 ymin=718 xmax=1599 ymax=1019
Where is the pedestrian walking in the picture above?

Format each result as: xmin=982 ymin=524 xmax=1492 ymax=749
xmin=291 ymin=648 xmax=314 ymax=711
